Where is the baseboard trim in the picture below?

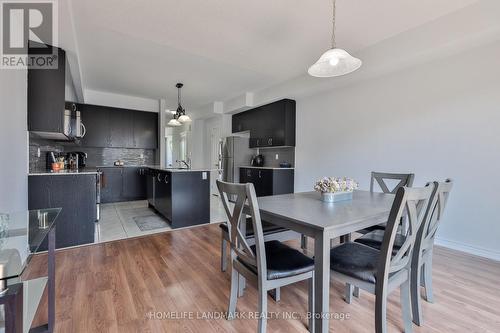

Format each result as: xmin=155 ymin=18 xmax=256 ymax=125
xmin=435 ymin=237 xmax=500 ymax=262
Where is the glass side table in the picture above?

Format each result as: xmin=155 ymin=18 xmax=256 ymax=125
xmin=0 ymin=208 xmax=60 ymax=333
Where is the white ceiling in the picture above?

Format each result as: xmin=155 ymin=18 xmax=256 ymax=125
xmin=60 ymin=0 xmax=479 ymax=114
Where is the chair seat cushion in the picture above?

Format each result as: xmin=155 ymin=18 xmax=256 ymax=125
xmin=239 ymin=240 xmax=314 ymax=280
xmin=357 ymin=224 xmax=386 ymax=235
xmin=330 ymin=242 xmax=381 ymax=284
xmin=355 ymin=230 xmax=405 ymax=255
xmin=219 ymin=218 xmax=286 ymax=237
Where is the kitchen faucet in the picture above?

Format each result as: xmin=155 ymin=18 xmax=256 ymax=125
xmin=176 ymin=159 xmax=191 ymax=169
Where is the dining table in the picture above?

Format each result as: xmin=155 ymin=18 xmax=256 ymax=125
xmin=243 ymin=190 xmax=395 ymax=333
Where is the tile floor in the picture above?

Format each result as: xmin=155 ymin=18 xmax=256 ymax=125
xmin=97 ymin=195 xmax=227 ymax=243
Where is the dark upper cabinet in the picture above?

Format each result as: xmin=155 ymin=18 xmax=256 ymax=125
xmin=239 ymin=167 xmax=294 ymax=197
xmin=28 ymin=45 xmax=66 ymax=135
xmin=109 ymin=107 xmax=134 ymax=148
xmin=133 ymin=111 xmax=158 ymax=149
xmin=74 ymin=103 xmax=158 ymax=149
xmin=232 ymin=99 xmax=296 ymax=148
xmin=78 ymin=104 xmax=111 ymax=147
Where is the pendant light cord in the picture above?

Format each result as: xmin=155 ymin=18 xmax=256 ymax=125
xmin=331 ymin=0 xmax=336 ymax=49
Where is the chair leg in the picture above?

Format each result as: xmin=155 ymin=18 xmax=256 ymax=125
xmin=238 ymin=274 xmax=245 ymax=297
xmin=375 ymin=290 xmax=388 ymax=333
xmin=258 ymin=288 xmax=268 ymax=333
xmin=221 ymin=238 xmax=227 ymax=272
xmin=301 ymin=235 xmax=308 ymax=250
xmin=269 ymin=288 xmax=280 ymax=302
xmin=400 ymin=279 xmax=413 ymax=333
xmin=422 ymin=260 xmax=434 ymax=303
xmin=308 ymin=274 xmax=315 ymax=333
xmin=353 ymin=286 xmax=360 ymax=298
xmin=227 ymin=268 xmax=238 ymax=320
xmin=344 ymin=283 xmax=353 ymax=304
xmin=411 ymin=262 xmax=423 ymax=326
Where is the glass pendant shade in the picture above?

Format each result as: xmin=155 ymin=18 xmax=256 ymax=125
xmin=178 ymin=114 xmax=192 ymax=123
xmin=168 ymin=118 xmax=182 ymax=127
xmin=308 ymin=48 xmax=362 ymax=77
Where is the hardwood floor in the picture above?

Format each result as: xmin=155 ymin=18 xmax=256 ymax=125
xmin=24 ymin=223 xmax=500 ymax=332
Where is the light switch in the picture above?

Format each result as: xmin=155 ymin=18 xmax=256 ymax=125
xmin=37 ymin=148 xmax=41 ymax=157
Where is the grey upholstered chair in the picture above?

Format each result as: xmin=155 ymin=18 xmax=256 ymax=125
xmin=357 ymin=171 xmax=415 ymax=235
xmin=330 ymin=184 xmax=434 ymax=333
xmin=355 ymin=179 xmax=453 ymax=326
xmin=217 ymin=180 xmax=315 ymax=333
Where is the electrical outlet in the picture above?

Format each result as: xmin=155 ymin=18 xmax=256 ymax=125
xmin=275 ymin=154 xmax=279 ymax=160
xmin=37 ymin=148 xmax=41 ymax=157
xmin=140 ymin=153 xmax=144 ymax=159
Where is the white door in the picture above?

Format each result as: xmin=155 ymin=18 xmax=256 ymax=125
xmin=210 ymin=126 xmax=221 ymax=196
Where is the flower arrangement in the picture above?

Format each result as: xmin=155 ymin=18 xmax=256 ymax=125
xmin=314 ymin=177 xmax=358 ymax=194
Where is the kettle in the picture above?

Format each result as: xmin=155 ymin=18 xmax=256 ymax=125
xmin=251 ymin=154 xmax=264 ymax=167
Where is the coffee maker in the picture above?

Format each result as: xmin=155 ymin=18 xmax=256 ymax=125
xmin=66 ymin=151 xmax=87 ymax=169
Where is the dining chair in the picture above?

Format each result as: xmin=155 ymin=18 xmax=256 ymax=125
xmin=354 ymin=180 xmax=453 ymax=325
xmin=410 ymin=179 xmax=453 ymax=325
xmin=217 ymin=180 xmax=315 ymax=333
xmin=330 ymin=184 xmax=434 ymax=333
xmin=357 ymin=172 xmax=415 ymax=235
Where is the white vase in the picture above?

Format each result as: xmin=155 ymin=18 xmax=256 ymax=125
xmin=321 ymin=191 xmax=353 ymax=203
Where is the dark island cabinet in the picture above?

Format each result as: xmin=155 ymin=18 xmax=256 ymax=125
xmin=232 ymin=99 xmax=296 ymax=148
xmin=72 ymin=103 xmax=158 ymax=149
xmin=149 ymin=169 xmax=210 ymax=229
xmin=101 ymin=167 xmax=147 ymax=203
xmin=28 ymin=45 xmax=66 ymax=134
xmin=28 ymin=174 xmax=97 ymax=250
xmin=240 ymin=167 xmax=294 ymax=197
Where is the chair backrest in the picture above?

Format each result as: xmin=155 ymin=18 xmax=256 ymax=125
xmin=377 ymin=184 xmax=434 ymax=284
xmin=414 ymin=179 xmax=453 ymax=259
xmin=216 ymin=180 xmax=267 ymax=277
xmin=370 ymin=172 xmax=415 ymax=194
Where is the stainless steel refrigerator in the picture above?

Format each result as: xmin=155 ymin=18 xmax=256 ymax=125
xmin=219 ymin=136 xmax=253 ymax=184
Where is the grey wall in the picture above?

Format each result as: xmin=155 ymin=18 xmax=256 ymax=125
xmin=0 ymin=69 xmax=28 ymax=212
xmin=294 ymin=40 xmax=500 ymax=260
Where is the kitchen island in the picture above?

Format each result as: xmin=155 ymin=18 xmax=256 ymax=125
xmin=146 ymin=167 xmax=211 ymax=229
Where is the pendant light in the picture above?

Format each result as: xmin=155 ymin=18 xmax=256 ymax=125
xmin=308 ymin=0 xmax=361 ymax=77
xmin=167 ymin=83 xmax=191 ymax=126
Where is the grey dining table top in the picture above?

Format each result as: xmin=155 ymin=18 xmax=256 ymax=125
xmin=255 ymin=190 xmax=395 ymax=232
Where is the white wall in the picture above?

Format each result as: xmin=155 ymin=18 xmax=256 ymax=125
xmin=0 ymin=69 xmax=28 ymax=212
xmin=294 ymin=40 xmax=500 ymax=260
xmin=84 ymin=89 xmax=159 ymax=112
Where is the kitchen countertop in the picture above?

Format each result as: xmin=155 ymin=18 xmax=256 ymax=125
xmin=29 ymin=168 xmax=101 ymax=176
xmin=239 ymin=166 xmax=294 ymax=170
xmin=146 ymin=166 xmax=216 ymax=173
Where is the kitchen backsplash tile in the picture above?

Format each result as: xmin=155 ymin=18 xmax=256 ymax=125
xmin=29 ymin=134 xmax=156 ymax=171
xmin=255 ymin=147 xmax=295 ymax=168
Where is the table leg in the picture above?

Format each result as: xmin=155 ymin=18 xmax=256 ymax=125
xmin=313 ymin=232 xmax=330 ymax=333
xmin=48 ymin=227 xmax=56 ymax=332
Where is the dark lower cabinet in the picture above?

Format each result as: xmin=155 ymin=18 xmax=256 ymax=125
xmin=28 ymin=174 xmax=97 ymax=251
xmin=101 ymin=167 xmax=146 ymax=203
xmin=150 ymin=169 xmax=210 ymax=229
xmin=240 ymin=167 xmax=294 ymax=197
xmin=122 ymin=167 xmax=147 ymax=201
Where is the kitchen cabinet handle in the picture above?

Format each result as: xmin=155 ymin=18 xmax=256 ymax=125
xmin=164 ymin=175 xmax=169 ymax=183
xmin=257 ymin=139 xmax=260 ymax=146
xmin=259 ymin=171 xmax=261 ymax=178
xmin=157 ymin=173 xmax=161 ymax=181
